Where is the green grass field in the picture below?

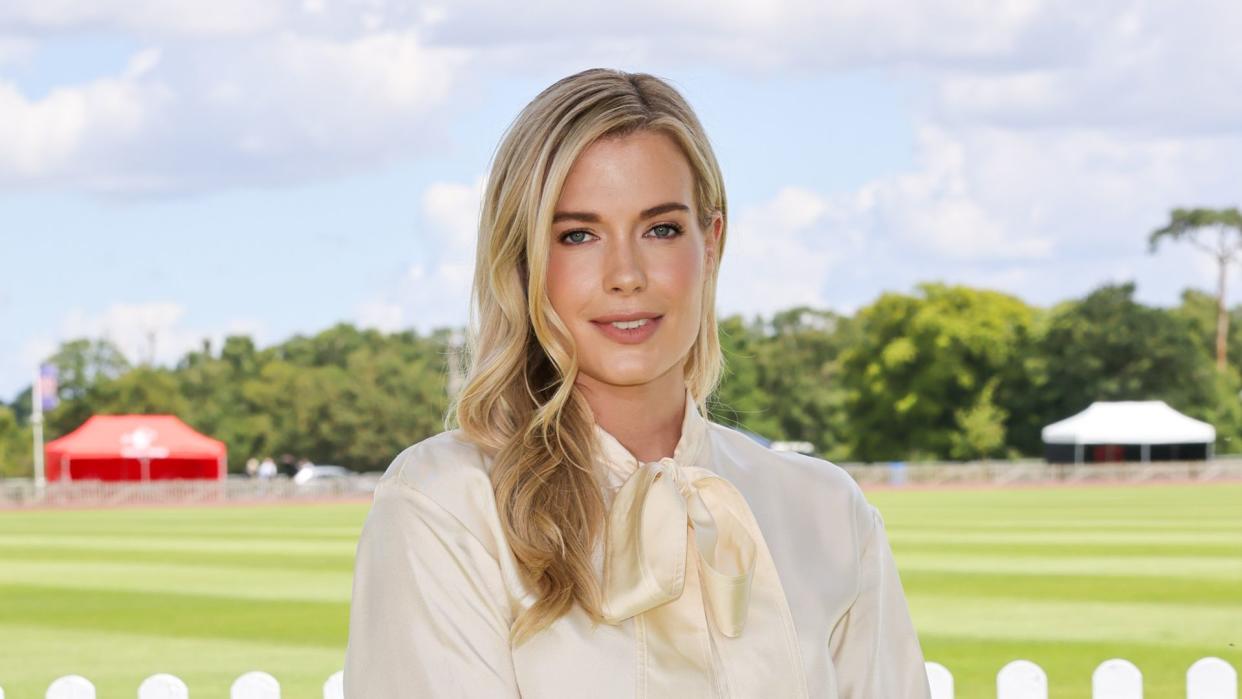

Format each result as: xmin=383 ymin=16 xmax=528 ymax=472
xmin=1 ymin=483 xmax=1239 ymax=698
xmin=871 ymin=483 xmax=1242 ymax=698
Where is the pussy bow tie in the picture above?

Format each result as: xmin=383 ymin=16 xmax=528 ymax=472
xmin=601 ymin=457 xmax=758 ymax=637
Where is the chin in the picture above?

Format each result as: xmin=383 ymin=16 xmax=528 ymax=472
xmin=585 ymin=368 xmax=662 ymax=388
xmin=578 ymin=354 xmax=682 ymax=389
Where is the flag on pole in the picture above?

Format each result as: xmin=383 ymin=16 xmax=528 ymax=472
xmin=39 ymin=364 xmax=58 ymax=412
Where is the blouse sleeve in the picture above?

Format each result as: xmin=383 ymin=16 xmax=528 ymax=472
xmin=828 ymin=504 xmax=931 ymax=699
xmin=343 ymin=477 xmax=520 ymax=698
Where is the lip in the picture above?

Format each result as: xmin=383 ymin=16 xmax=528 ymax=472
xmin=591 ymin=311 xmax=663 ymax=323
xmin=590 ymin=314 xmax=663 ymax=345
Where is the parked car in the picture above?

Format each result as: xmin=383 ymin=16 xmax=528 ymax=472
xmin=293 ymin=465 xmax=352 ymax=486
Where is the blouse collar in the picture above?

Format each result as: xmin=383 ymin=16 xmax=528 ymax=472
xmin=591 ymin=383 xmax=708 ymax=490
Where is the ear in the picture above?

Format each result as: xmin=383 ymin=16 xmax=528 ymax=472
xmin=705 ymin=211 xmax=723 ymax=272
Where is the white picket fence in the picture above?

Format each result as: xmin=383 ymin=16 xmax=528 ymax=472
xmin=4 ymin=670 xmax=342 ymax=699
xmin=924 ymin=657 xmax=1237 ymax=699
xmin=7 ymin=657 xmax=1236 ymax=697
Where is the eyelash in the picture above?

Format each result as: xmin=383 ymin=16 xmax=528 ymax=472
xmin=558 ymin=223 xmax=684 ymax=246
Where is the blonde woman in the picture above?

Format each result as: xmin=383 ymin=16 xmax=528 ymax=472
xmin=344 ymin=69 xmax=931 ymax=698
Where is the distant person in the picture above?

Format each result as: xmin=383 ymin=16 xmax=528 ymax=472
xmin=245 ymin=458 xmax=259 ymax=479
xmin=257 ymin=457 xmax=277 ymax=480
xmin=344 ymin=69 xmax=929 ymax=698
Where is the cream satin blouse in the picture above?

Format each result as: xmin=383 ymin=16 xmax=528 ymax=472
xmin=344 ymin=388 xmax=931 ymax=698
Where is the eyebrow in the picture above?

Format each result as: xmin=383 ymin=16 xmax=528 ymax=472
xmin=552 ymin=202 xmax=690 ymax=224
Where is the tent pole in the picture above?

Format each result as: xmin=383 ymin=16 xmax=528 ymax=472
xmin=1140 ymin=443 xmax=1150 ymax=463
xmin=1074 ymin=443 xmax=1083 ymax=464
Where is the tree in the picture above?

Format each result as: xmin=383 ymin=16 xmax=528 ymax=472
xmin=1032 ymin=282 xmax=1217 ymax=429
xmin=42 ymin=338 xmax=132 ymax=438
xmin=1171 ymin=289 xmax=1242 ymax=367
xmin=0 ymin=405 xmax=33 ymax=478
xmin=1149 ymin=207 xmax=1242 ymax=371
xmin=949 ymin=379 xmax=1008 ymax=460
xmin=712 ymin=309 xmax=854 ymax=459
xmin=838 ymin=283 xmax=1039 ymax=461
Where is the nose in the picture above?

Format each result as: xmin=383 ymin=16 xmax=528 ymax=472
xmin=604 ymin=236 xmax=647 ymax=295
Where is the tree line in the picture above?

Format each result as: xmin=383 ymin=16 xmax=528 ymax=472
xmin=3 ymin=280 xmax=1242 ymax=477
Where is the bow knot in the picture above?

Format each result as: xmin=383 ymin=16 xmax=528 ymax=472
xmin=600 ymin=459 xmax=758 ymax=637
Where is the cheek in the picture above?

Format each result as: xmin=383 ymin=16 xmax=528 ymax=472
xmin=651 ymin=244 xmax=705 ymax=301
xmin=546 ymin=249 xmax=592 ymax=319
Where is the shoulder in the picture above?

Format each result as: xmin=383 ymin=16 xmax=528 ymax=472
xmin=706 ymin=422 xmax=866 ymax=505
xmin=369 ymin=430 xmax=503 ymax=553
xmin=380 ymin=429 xmax=494 ymax=496
xmin=704 ymin=421 xmax=875 ymax=533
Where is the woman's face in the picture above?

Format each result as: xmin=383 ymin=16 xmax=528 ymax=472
xmin=547 ymin=129 xmax=721 ymax=396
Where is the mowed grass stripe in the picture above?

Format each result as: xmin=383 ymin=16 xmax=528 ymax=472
xmin=0 ymin=522 xmax=365 ymax=540
xmin=0 ymin=622 xmax=347 ymax=699
xmin=1 ymin=502 xmax=368 ymax=524
xmin=0 ymin=544 xmax=354 ymax=572
xmin=0 ymin=584 xmax=348 ymax=647
xmin=881 ymin=511 xmax=1242 ymax=528
xmin=0 ymin=533 xmax=358 ymax=556
xmin=1 ymin=559 xmax=352 ymax=603
xmin=888 ymin=519 xmax=1242 ymax=533
xmin=891 ymin=540 xmax=1242 ymax=559
xmin=899 ymin=569 xmax=1242 ymax=606
xmin=872 ymin=485 xmax=1242 ymax=525
xmin=906 ymin=593 xmax=1242 ymax=648
xmin=887 ymin=529 xmax=1242 ymax=547
xmin=894 ymin=550 xmax=1242 ymax=580
xmin=869 ymin=482 xmax=1242 ymax=508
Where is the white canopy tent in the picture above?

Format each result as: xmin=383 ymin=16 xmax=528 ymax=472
xmin=1041 ymin=401 xmax=1215 ymax=463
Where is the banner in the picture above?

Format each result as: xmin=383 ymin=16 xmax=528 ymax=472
xmin=39 ymin=363 xmax=58 ymax=412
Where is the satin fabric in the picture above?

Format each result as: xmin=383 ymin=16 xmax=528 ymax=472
xmin=344 ymin=386 xmax=932 ymax=698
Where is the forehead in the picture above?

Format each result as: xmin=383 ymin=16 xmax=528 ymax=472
xmin=556 ymin=130 xmax=695 ymax=214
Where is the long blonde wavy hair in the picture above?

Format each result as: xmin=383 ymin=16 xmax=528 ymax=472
xmin=449 ymin=68 xmax=728 ymax=645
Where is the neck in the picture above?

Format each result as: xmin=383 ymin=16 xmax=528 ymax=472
xmin=577 ymin=368 xmax=687 ymax=463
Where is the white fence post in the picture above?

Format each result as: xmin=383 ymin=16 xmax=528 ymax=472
xmin=231 ymin=671 xmax=280 ymax=699
xmin=925 ymin=661 xmax=953 ymax=699
xmin=998 ymin=659 xmax=1048 ymax=699
xmin=138 ymin=674 xmax=189 ymax=699
xmin=323 ymin=671 xmax=344 ymax=699
xmin=1094 ymin=659 xmax=1142 ymax=699
xmin=46 ymin=675 xmax=96 ymax=699
xmin=1188 ymin=657 xmax=1238 ymax=699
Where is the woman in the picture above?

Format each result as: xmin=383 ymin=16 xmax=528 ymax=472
xmin=344 ymin=68 xmax=931 ymax=698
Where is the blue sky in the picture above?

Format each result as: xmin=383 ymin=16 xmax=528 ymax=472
xmin=3 ymin=2 xmax=1241 ymax=401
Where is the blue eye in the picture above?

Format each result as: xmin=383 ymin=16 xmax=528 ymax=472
xmin=560 ymin=230 xmax=595 ymax=245
xmin=649 ymin=223 xmax=683 ymax=239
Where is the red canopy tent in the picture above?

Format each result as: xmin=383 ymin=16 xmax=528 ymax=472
xmin=45 ymin=415 xmax=227 ymax=482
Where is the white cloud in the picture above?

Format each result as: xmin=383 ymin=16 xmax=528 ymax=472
xmin=28 ymin=302 xmax=267 ymax=368
xmin=1 ymin=303 xmax=272 ymax=399
xmin=1 ymin=0 xmax=1238 ymax=204
xmin=0 ymin=29 xmax=467 ymax=193
xmin=355 ymin=177 xmax=483 ymax=333
xmin=355 ymin=300 xmax=406 ymax=334
xmin=0 ymin=59 xmax=168 ymax=186
xmin=854 ymin=126 xmax=1054 ymax=262
xmin=717 ymin=187 xmax=843 ymax=318
xmin=0 ymin=1 xmax=288 ymax=37
xmin=931 ymin=3 xmax=1242 ymax=135
xmin=0 ymin=34 xmax=34 ymax=66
